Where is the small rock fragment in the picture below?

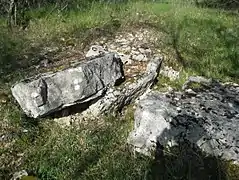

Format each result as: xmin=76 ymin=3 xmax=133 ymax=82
xmin=133 ymin=54 xmax=144 ymax=61
xmin=160 ymin=66 xmax=180 ymax=80
xmin=86 ymin=45 xmax=107 ymax=58
xmin=11 ymin=170 xmax=28 ymax=180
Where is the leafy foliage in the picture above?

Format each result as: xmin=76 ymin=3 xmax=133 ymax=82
xmin=195 ymin=0 xmax=239 ymax=9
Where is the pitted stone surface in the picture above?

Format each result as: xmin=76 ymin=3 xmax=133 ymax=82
xmin=128 ymin=80 xmax=239 ymax=162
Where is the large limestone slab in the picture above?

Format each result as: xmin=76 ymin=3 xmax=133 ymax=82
xmin=128 ymin=80 xmax=239 ymax=162
xmin=11 ymin=53 xmax=124 ymax=118
xmin=77 ymin=56 xmax=163 ymax=119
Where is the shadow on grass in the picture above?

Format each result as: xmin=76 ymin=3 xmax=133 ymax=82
xmin=2 ymin=111 xmax=238 ymax=180
xmin=71 ymin=18 xmax=121 ymax=50
xmin=147 ymin=141 xmax=228 ymax=180
xmin=0 ymin=16 xmax=122 ymax=86
xmin=145 ymin=111 xmax=236 ymax=179
xmin=195 ymin=0 xmax=239 ymax=11
xmin=0 ymin=30 xmax=47 ymax=85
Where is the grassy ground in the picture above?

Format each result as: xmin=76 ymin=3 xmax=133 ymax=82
xmin=0 ymin=1 xmax=239 ymax=180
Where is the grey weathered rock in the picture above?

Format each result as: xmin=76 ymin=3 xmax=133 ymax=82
xmin=117 ymin=53 xmax=132 ymax=64
xmin=160 ymin=66 xmax=180 ymax=80
xmin=128 ymin=79 xmax=239 ymax=162
xmin=85 ymin=45 xmax=107 ymax=58
xmin=77 ymin=56 xmax=163 ymax=119
xmin=11 ymin=53 xmax=124 ymax=118
xmin=182 ymin=76 xmax=212 ymax=90
xmin=132 ymin=54 xmax=145 ymax=61
xmin=11 ymin=170 xmax=28 ymax=180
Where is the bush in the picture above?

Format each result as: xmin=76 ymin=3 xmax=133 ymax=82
xmin=196 ymin=0 xmax=239 ymax=10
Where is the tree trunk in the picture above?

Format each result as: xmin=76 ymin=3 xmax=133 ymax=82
xmin=7 ymin=0 xmax=15 ymax=29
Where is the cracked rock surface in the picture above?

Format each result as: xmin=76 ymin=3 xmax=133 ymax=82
xmin=11 ymin=53 xmax=124 ymax=118
xmin=58 ymin=56 xmax=163 ymax=123
xmin=128 ymin=79 xmax=239 ymax=162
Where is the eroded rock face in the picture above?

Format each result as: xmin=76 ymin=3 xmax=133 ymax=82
xmin=87 ymin=45 xmax=150 ymax=86
xmin=63 ymin=56 xmax=163 ymax=121
xmin=128 ymin=80 xmax=239 ymax=162
xmin=11 ymin=53 xmax=124 ymax=118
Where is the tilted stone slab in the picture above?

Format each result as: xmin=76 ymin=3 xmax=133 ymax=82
xmin=76 ymin=56 xmax=163 ymax=119
xmin=11 ymin=53 xmax=124 ymax=118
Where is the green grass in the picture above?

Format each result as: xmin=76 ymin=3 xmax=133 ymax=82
xmin=1 ymin=107 xmax=153 ymax=180
xmin=0 ymin=2 xmax=143 ymax=84
xmin=152 ymin=4 xmax=239 ymax=82
xmin=2 ymin=105 xmax=238 ymax=180
xmin=1 ymin=2 xmax=238 ymax=83
xmin=0 ymin=1 xmax=239 ymax=180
